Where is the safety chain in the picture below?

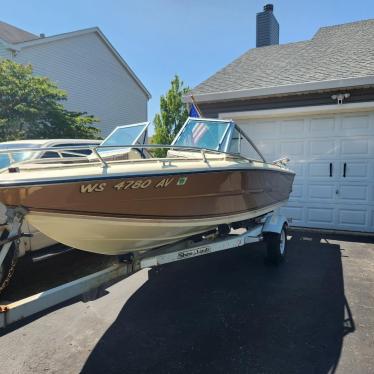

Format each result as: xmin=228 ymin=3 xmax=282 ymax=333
xmin=0 ymin=207 xmax=29 ymax=295
xmin=0 ymin=242 xmax=18 ymax=295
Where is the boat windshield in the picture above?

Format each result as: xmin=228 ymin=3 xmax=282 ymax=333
xmin=98 ymin=122 xmax=149 ymax=156
xmin=0 ymin=143 xmax=37 ymax=169
xmin=101 ymin=123 xmax=148 ymax=147
xmin=172 ymin=119 xmax=230 ymax=150
xmin=172 ymin=118 xmax=266 ymax=162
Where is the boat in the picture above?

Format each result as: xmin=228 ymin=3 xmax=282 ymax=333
xmin=0 ymin=123 xmax=150 ymax=291
xmin=0 ymin=124 xmax=149 ymax=257
xmin=0 ymin=118 xmax=295 ymax=256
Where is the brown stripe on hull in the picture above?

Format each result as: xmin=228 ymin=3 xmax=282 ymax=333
xmin=0 ymin=169 xmax=294 ymax=219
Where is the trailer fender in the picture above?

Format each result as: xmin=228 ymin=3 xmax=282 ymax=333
xmin=262 ymin=213 xmax=288 ymax=235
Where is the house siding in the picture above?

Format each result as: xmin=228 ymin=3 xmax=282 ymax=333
xmin=198 ymin=87 xmax=374 ymax=118
xmin=14 ymin=33 xmax=148 ymax=137
xmin=0 ymin=41 xmax=12 ymax=59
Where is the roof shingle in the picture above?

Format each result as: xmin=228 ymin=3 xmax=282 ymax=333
xmin=192 ymin=19 xmax=374 ymax=96
xmin=0 ymin=20 xmax=38 ymax=44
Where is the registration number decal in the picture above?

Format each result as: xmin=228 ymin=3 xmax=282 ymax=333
xmin=113 ymin=179 xmax=153 ymax=190
xmin=80 ymin=176 xmax=188 ymax=193
xmin=177 ymin=177 xmax=188 ymax=186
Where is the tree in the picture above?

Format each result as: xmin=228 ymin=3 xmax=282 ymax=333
xmin=0 ymin=59 xmax=100 ymax=141
xmin=152 ymin=75 xmax=189 ymax=156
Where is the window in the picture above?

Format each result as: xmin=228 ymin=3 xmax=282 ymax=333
xmin=228 ymin=127 xmax=264 ymax=161
xmin=41 ymin=151 xmax=61 ymax=159
xmin=173 ymin=120 xmax=230 ymax=150
xmin=228 ymin=128 xmax=241 ymax=154
xmin=53 ymin=143 xmax=96 ymax=158
xmin=61 ymin=149 xmax=93 ymax=157
xmin=0 ymin=143 xmax=38 ymax=168
xmin=0 ymin=154 xmax=11 ymax=169
xmin=101 ymin=124 xmax=147 ymax=147
xmin=99 ymin=123 xmax=149 ymax=157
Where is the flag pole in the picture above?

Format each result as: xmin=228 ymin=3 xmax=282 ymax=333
xmin=190 ymin=95 xmax=203 ymax=117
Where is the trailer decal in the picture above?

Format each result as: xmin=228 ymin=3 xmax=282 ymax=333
xmin=178 ymin=247 xmax=210 ymax=259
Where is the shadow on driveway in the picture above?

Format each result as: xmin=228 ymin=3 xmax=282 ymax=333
xmin=81 ymin=232 xmax=355 ymax=374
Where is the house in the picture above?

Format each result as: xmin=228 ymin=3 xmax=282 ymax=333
xmin=185 ymin=9 xmax=374 ymax=233
xmin=0 ymin=21 xmax=150 ymax=136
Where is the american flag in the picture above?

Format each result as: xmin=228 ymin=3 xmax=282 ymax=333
xmin=192 ymin=122 xmax=208 ymax=144
xmin=189 ymin=103 xmax=201 ymax=118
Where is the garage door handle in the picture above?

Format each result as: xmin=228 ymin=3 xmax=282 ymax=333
xmin=329 ymin=162 xmax=333 ymax=177
xmin=343 ymin=162 xmax=347 ymax=178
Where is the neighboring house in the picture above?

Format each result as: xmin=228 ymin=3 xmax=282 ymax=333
xmin=0 ymin=21 xmax=150 ymax=136
xmin=185 ymin=14 xmax=374 ymax=233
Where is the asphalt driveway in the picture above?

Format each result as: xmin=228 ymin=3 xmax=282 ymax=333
xmin=0 ymin=231 xmax=373 ymax=374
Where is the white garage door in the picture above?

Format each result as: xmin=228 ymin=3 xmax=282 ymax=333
xmin=236 ymin=111 xmax=374 ymax=233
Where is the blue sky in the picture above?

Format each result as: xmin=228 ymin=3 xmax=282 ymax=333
xmin=2 ymin=0 xmax=374 ymax=122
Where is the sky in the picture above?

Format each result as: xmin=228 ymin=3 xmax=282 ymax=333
xmin=2 ymin=0 xmax=374 ymax=124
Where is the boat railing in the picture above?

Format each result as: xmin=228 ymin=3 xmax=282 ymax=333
xmin=0 ymin=144 xmax=257 ymax=169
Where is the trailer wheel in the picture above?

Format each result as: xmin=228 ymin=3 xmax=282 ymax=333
xmin=264 ymin=224 xmax=287 ymax=265
xmin=0 ymin=230 xmax=17 ymax=293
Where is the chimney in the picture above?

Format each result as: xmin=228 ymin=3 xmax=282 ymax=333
xmin=256 ymin=4 xmax=279 ymax=47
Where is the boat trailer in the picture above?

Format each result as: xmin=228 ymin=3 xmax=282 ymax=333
xmin=0 ymin=210 xmax=288 ymax=329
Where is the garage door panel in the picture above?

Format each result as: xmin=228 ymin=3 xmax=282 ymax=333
xmin=255 ymin=140 xmax=278 ymax=160
xmin=339 ymin=185 xmax=369 ymax=202
xmin=338 ymin=209 xmax=367 ymax=228
xmin=280 ymin=205 xmax=304 ymax=224
xmin=288 ymin=162 xmax=304 ymax=177
xmin=309 ymin=117 xmax=335 ymax=137
xmin=309 ymin=139 xmax=338 ymax=158
xmin=289 ymin=183 xmax=303 ymax=199
xmin=280 ymin=119 xmax=305 ymax=138
xmin=241 ymin=121 xmax=279 ymax=139
xmin=339 ymin=161 xmax=369 ymax=179
xmin=308 ymin=184 xmax=336 ymax=200
xmin=308 ymin=162 xmax=335 ymax=178
xmin=340 ymin=138 xmax=370 ymax=157
xmin=307 ymin=207 xmax=334 ymax=225
xmin=280 ymin=141 xmax=304 ymax=157
xmin=340 ymin=115 xmax=371 ymax=136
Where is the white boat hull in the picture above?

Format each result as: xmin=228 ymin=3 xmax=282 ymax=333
xmin=27 ymin=201 xmax=286 ymax=255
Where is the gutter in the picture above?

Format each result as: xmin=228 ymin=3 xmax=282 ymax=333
xmin=0 ymin=38 xmax=21 ymax=53
xmin=183 ymin=76 xmax=374 ymax=104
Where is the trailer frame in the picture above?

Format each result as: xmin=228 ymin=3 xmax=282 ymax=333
xmin=0 ymin=211 xmax=288 ymax=329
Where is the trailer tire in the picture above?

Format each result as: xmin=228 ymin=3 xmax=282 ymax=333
xmin=264 ymin=224 xmax=287 ymax=265
xmin=0 ymin=230 xmax=17 ymax=292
